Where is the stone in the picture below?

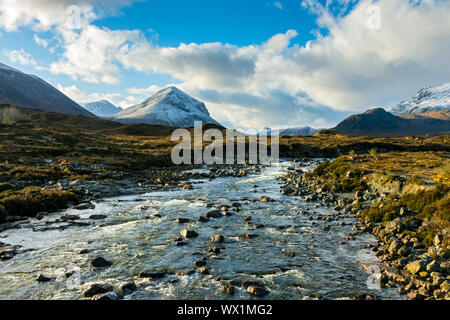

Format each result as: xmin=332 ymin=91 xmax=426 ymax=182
xmin=194 ymin=260 xmax=207 ymax=267
xmin=89 ymin=214 xmax=107 ymax=220
xmin=259 ymin=196 xmax=271 ymax=202
xmin=210 ymin=234 xmax=225 ymax=243
xmin=73 ymin=202 xmax=95 ymax=210
xmin=405 ymin=260 xmax=425 ymax=274
xmin=284 ymin=252 xmax=296 ymax=257
xmin=175 ymin=218 xmax=190 ymax=224
xmin=198 ymin=216 xmax=209 ymax=223
xmin=222 ymin=284 xmax=235 ymax=295
xmin=434 ymin=234 xmax=443 ymax=246
xmin=176 ymin=269 xmax=195 ymax=276
xmin=91 ymin=257 xmax=112 ymax=268
xmin=426 ymin=260 xmax=440 ymax=272
xmin=120 ymin=282 xmax=137 ymax=293
xmin=197 ymin=267 xmax=209 ymax=275
xmin=205 ymin=210 xmax=222 ymax=219
xmin=180 ymin=229 xmax=198 ymax=238
xmin=92 ymin=292 xmax=117 ymax=300
xmin=247 ymin=286 xmax=269 ymax=297
xmin=139 ymin=271 xmax=166 ymax=279
xmin=388 ymin=239 xmax=403 ymax=255
xmin=83 ymin=283 xmax=113 ymax=297
xmin=36 ymin=274 xmax=53 ymax=283
xmin=385 ymin=218 xmax=402 ymax=234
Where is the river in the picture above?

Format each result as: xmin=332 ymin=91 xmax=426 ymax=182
xmin=0 ymin=160 xmax=401 ymax=300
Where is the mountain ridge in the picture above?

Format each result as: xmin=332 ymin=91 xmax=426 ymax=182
xmin=0 ymin=62 xmax=95 ymax=117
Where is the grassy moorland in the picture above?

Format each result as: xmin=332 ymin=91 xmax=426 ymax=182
xmin=1 ymin=104 xmax=450 ymax=228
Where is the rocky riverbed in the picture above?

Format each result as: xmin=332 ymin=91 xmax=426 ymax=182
xmin=0 ymin=160 xmax=403 ymax=300
xmin=280 ymin=160 xmax=449 ymax=300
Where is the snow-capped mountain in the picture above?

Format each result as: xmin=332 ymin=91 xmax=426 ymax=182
xmin=0 ymin=62 xmax=95 ymax=117
xmin=390 ymin=83 xmax=450 ymax=115
xmin=264 ymin=126 xmax=319 ymax=136
xmin=279 ymin=126 xmax=319 ymax=136
xmin=82 ymin=100 xmax=122 ymax=118
xmin=113 ymin=86 xmax=221 ymax=127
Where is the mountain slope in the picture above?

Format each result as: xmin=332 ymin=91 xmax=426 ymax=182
xmin=390 ymin=83 xmax=450 ymax=115
xmin=334 ymin=108 xmax=450 ymax=137
xmin=83 ymin=100 xmax=122 ymax=118
xmin=279 ymin=126 xmax=319 ymax=136
xmin=0 ymin=62 xmax=95 ymax=117
xmin=113 ymin=86 xmax=221 ymax=127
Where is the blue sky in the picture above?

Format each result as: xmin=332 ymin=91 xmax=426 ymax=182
xmin=0 ymin=0 xmax=449 ymax=129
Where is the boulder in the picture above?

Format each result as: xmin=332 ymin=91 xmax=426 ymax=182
xmin=120 ymin=282 xmax=137 ymax=293
xmin=247 ymin=286 xmax=269 ymax=297
xmin=83 ymin=283 xmax=113 ymax=297
xmin=139 ymin=271 xmax=166 ymax=279
xmin=91 ymin=257 xmax=112 ymax=268
xmin=210 ymin=234 xmax=225 ymax=244
xmin=36 ymin=274 xmax=54 ymax=283
xmin=405 ymin=260 xmax=425 ymax=274
xmin=180 ymin=229 xmax=198 ymax=238
xmin=205 ymin=210 xmax=222 ymax=219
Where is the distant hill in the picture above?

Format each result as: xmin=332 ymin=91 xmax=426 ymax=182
xmin=390 ymin=83 xmax=450 ymax=115
xmin=0 ymin=62 xmax=95 ymax=117
xmin=113 ymin=86 xmax=221 ymax=127
xmin=334 ymin=108 xmax=450 ymax=137
xmin=83 ymin=100 xmax=122 ymax=118
xmin=264 ymin=126 xmax=319 ymax=136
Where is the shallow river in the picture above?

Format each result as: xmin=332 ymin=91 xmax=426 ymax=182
xmin=0 ymin=161 xmax=401 ymax=300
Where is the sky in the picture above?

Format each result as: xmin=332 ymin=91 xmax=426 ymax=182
xmin=0 ymin=0 xmax=449 ymax=130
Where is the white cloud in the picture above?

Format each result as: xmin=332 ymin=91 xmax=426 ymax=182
xmin=3 ymin=48 xmax=45 ymax=70
xmin=49 ymin=25 xmax=143 ymax=84
xmin=57 ymin=84 xmax=141 ymax=108
xmin=0 ymin=0 xmax=140 ymax=31
xmin=273 ymin=2 xmax=283 ymax=10
xmin=33 ymin=34 xmax=49 ymax=48
xmin=127 ymin=84 xmax=166 ymax=96
xmin=2 ymin=0 xmax=450 ymax=129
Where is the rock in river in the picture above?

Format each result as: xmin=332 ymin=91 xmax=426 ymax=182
xmin=206 ymin=210 xmax=222 ymax=219
xmin=247 ymin=286 xmax=269 ymax=297
xmin=180 ymin=229 xmax=199 ymax=238
xmin=83 ymin=283 xmax=113 ymax=297
xmin=210 ymin=234 xmax=225 ymax=243
xmin=91 ymin=257 xmax=112 ymax=268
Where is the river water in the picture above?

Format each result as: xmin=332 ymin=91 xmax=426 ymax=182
xmin=0 ymin=161 xmax=401 ymax=300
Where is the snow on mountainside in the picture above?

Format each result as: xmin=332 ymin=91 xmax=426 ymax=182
xmin=279 ymin=126 xmax=319 ymax=136
xmin=83 ymin=100 xmax=122 ymax=118
xmin=0 ymin=62 xmax=95 ymax=117
xmin=113 ymin=86 xmax=221 ymax=127
xmin=390 ymin=83 xmax=450 ymax=115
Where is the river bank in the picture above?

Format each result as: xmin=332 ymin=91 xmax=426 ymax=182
xmin=280 ymin=156 xmax=449 ymax=300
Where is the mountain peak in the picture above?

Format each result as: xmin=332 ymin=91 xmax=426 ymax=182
xmin=113 ymin=86 xmax=221 ymax=127
xmin=83 ymin=100 xmax=122 ymax=118
xmin=390 ymin=82 xmax=450 ymax=115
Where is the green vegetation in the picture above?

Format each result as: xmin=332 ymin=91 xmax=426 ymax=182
xmin=0 ymin=187 xmax=81 ymax=222
xmin=309 ymin=158 xmax=367 ymax=192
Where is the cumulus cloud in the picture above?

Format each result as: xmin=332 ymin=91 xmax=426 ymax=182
xmin=57 ymin=84 xmax=141 ymax=108
xmin=3 ymin=48 xmax=45 ymax=70
xmin=1 ymin=0 xmax=450 ymax=129
xmin=50 ymin=25 xmax=143 ymax=84
xmin=0 ymin=0 xmax=140 ymax=31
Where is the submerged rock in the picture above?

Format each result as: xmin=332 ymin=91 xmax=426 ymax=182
xmin=91 ymin=257 xmax=112 ymax=268
xmin=83 ymin=283 xmax=113 ymax=297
